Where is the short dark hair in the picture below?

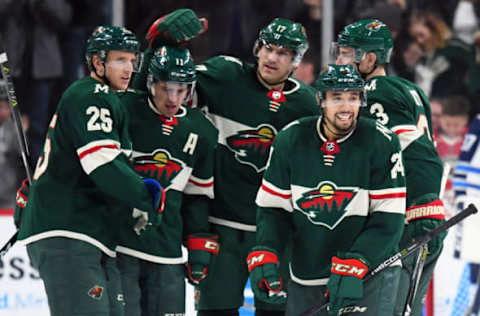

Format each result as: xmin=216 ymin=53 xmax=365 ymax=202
xmin=442 ymin=95 xmax=470 ymax=116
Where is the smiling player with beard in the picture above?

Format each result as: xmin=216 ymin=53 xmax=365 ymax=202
xmin=249 ymin=64 xmax=406 ymax=316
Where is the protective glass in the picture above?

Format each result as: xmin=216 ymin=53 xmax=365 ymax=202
xmin=151 ymin=81 xmax=195 ymax=104
xmin=261 ymin=42 xmax=295 ymax=62
xmin=319 ymin=91 xmax=364 ymax=107
xmin=330 ymin=43 xmax=364 ymax=64
xmin=105 ymin=52 xmax=143 ymax=72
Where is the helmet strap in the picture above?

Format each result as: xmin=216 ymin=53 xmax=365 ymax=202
xmin=92 ymin=52 xmax=111 ymax=87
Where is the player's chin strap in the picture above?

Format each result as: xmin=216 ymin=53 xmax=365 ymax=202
xmin=95 ymin=63 xmax=111 ymax=87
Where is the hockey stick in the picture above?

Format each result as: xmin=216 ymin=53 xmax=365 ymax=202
xmin=0 ymin=48 xmax=33 ymax=258
xmin=300 ymin=203 xmax=478 ymax=316
xmin=403 ymin=244 xmax=428 ymax=316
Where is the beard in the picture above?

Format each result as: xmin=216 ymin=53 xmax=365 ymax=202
xmin=323 ymin=112 xmax=357 ymax=137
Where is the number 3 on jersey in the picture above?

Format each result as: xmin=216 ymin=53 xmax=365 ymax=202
xmin=34 ymin=106 xmax=113 ymax=180
xmin=34 ymin=114 xmax=58 ymax=180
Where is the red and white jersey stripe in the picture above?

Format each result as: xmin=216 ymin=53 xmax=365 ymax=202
xmin=369 ymin=187 xmax=406 ymax=215
xmin=77 ymin=139 xmax=122 ymax=175
xmin=391 ymin=124 xmax=421 ymax=150
xmin=257 ymin=179 xmax=406 ymax=216
xmin=184 ymin=175 xmax=214 ymax=199
xmin=256 ymin=179 xmax=293 ymax=212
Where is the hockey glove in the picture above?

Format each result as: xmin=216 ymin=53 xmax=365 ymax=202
xmin=404 ymin=218 xmax=447 ymax=260
xmin=14 ymin=179 xmax=29 ymax=228
xmin=132 ymin=208 xmax=150 ymax=236
xmin=146 ymin=9 xmax=208 ymax=48
xmin=246 ymin=246 xmax=286 ymax=304
xmin=186 ymin=234 xmax=219 ymax=285
xmin=327 ymin=253 xmax=369 ymax=316
xmin=143 ymin=178 xmax=165 ymax=213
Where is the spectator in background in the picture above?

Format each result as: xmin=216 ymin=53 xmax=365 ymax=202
xmin=291 ymin=0 xmax=323 ymax=67
xmin=0 ymin=0 xmax=72 ymax=164
xmin=436 ymin=95 xmax=470 ymax=211
xmin=452 ymin=0 xmax=479 ymax=46
xmin=407 ymin=0 xmax=458 ymax=27
xmin=408 ymin=10 xmax=474 ymax=98
xmin=358 ymin=1 xmax=405 ymax=39
xmin=430 ymin=97 xmax=444 ymax=135
xmin=293 ymin=51 xmax=317 ymax=85
xmin=0 ymin=80 xmax=28 ymax=209
xmin=60 ymin=0 xmax=109 ymax=87
xmin=390 ymin=35 xmax=423 ymax=81
xmin=436 ymin=95 xmax=470 ymax=167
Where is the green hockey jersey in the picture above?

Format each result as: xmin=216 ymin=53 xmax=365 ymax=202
xmin=17 ymin=77 xmax=154 ymax=256
xmin=115 ymin=90 xmax=218 ymax=263
xmin=195 ymin=56 xmax=318 ymax=229
xmin=361 ymin=76 xmax=444 ymax=208
xmin=256 ymin=116 xmax=406 ymax=284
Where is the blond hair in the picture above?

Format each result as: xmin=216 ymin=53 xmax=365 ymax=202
xmin=409 ymin=11 xmax=452 ymax=53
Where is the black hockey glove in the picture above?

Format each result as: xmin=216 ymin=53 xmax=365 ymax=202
xmin=246 ymin=246 xmax=286 ymax=304
xmin=186 ymin=233 xmax=219 ymax=285
xmin=404 ymin=201 xmax=447 ymax=260
xmin=327 ymin=252 xmax=369 ymax=316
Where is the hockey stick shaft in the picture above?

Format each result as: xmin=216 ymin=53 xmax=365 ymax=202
xmin=0 ymin=51 xmax=32 ymax=183
xmin=403 ymin=244 xmax=428 ymax=316
xmin=300 ymin=203 xmax=478 ymax=316
xmin=0 ymin=49 xmax=33 ymax=258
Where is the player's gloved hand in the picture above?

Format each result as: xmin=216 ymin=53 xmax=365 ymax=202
xmin=405 ymin=218 xmax=447 ymax=258
xmin=131 ymin=208 xmax=151 ymax=235
xmin=146 ymin=9 xmax=208 ymax=48
xmin=14 ymin=179 xmax=29 ymax=228
xmin=143 ymin=178 xmax=165 ymax=213
xmin=327 ymin=252 xmax=369 ymax=316
xmin=186 ymin=233 xmax=219 ymax=285
xmin=246 ymin=246 xmax=286 ymax=304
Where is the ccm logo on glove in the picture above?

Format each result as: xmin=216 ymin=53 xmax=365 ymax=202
xmin=247 ymin=251 xmax=278 ymax=272
xmin=331 ymin=257 xmax=368 ymax=278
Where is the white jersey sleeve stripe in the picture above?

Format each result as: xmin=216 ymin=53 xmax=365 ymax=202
xmin=256 ymin=180 xmax=293 ymax=212
xmin=390 ymin=125 xmax=421 ymax=150
xmin=184 ymin=176 xmax=214 ymax=199
xmin=369 ymin=187 xmax=406 ymax=215
xmin=77 ymin=139 xmax=122 ymax=175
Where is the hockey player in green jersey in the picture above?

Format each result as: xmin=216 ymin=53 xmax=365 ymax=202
xmin=115 ymin=45 xmax=219 ymax=316
xmin=248 ymin=64 xmax=406 ymax=315
xmin=333 ymin=19 xmax=446 ymax=316
xmin=15 ymin=26 xmax=165 ymax=316
xmin=135 ymin=11 xmax=319 ymax=316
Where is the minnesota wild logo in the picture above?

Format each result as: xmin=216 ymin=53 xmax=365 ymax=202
xmin=88 ymin=285 xmax=104 ymax=300
xmin=133 ymin=149 xmax=184 ymax=189
xmin=226 ymin=124 xmax=277 ymax=172
xmin=296 ymin=181 xmax=357 ymax=228
xmin=365 ymin=20 xmax=385 ymax=31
